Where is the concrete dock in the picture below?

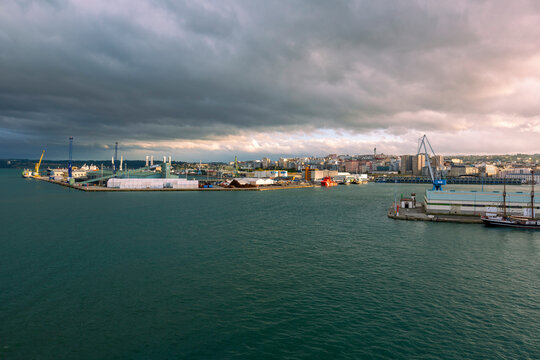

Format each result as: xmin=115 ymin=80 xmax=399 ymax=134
xmin=35 ymin=177 xmax=314 ymax=192
xmin=388 ymin=203 xmax=483 ymax=224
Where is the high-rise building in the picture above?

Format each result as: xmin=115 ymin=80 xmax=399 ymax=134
xmin=412 ymin=154 xmax=426 ymax=176
xmin=400 ymin=155 xmax=413 ymax=174
xmin=431 ymin=155 xmax=444 ymax=168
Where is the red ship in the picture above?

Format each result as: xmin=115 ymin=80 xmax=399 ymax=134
xmin=321 ymin=176 xmax=337 ymax=187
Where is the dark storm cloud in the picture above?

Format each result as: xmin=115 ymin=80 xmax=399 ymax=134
xmin=2 ymin=0 xmax=540 ymax=158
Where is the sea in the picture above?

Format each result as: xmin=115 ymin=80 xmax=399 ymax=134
xmin=0 ymin=169 xmax=538 ymax=359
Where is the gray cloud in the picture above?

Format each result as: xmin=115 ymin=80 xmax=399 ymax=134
xmin=1 ymin=0 xmax=540 ymax=159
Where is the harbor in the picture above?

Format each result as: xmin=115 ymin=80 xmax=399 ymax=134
xmin=5 ymin=1 xmax=540 ymax=357
xmin=33 ymin=176 xmax=315 ymax=192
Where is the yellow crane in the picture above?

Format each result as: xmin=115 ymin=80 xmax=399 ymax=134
xmin=33 ymin=150 xmax=45 ymax=177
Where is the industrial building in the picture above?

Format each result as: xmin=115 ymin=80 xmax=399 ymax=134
xmin=253 ymin=170 xmax=288 ymax=178
xmin=424 ymin=189 xmax=539 ymax=217
xmin=448 ymin=165 xmax=479 ymax=177
xmin=228 ymin=178 xmax=274 ymax=186
xmin=302 ymin=169 xmax=339 ymax=181
xmin=107 ymin=178 xmax=199 ymax=189
xmin=48 ymin=168 xmax=88 ymax=180
xmin=499 ymin=168 xmax=540 ymax=183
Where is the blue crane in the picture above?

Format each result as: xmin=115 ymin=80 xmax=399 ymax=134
xmin=417 ymin=134 xmax=446 ymax=191
xmin=68 ymin=136 xmax=73 ymax=179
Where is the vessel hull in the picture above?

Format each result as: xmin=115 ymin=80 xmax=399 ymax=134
xmin=482 ymin=218 xmax=540 ymax=229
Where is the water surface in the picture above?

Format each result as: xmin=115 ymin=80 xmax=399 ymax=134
xmin=0 ymin=169 xmax=538 ymax=359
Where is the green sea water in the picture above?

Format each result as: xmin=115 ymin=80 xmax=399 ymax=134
xmin=0 ymin=169 xmax=538 ymax=359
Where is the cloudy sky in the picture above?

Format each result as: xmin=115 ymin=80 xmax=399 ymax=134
xmin=2 ymin=0 xmax=540 ymax=160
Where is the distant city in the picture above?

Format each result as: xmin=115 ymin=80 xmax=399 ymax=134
xmin=3 ymin=152 xmax=540 ymax=183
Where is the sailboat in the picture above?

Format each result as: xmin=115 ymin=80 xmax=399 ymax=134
xmin=481 ymin=170 xmax=540 ymax=229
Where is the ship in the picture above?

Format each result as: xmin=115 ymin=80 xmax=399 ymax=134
xmin=481 ymin=170 xmax=539 ymax=229
xmin=22 ymin=150 xmax=45 ymax=178
xmin=481 ymin=215 xmax=540 ymax=229
xmin=321 ymin=176 xmax=337 ymax=187
xmin=22 ymin=169 xmax=32 ymax=178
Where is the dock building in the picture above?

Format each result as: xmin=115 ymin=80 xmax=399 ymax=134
xmin=107 ymin=178 xmax=199 ymax=189
xmin=424 ymin=189 xmax=539 ymax=217
xmin=302 ymin=169 xmax=338 ymax=181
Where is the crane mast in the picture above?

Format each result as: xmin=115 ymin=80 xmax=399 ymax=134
xmin=68 ymin=136 xmax=73 ymax=179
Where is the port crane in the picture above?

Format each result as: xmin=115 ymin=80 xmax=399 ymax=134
xmin=68 ymin=136 xmax=73 ymax=180
xmin=33 ymin=150 xmax=45 ymax=177
xmin=417 ymin=134 xmax=446 ymax=191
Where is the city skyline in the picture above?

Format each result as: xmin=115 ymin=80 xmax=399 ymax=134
xmin=2 ymin=0 xmax=540 ymax=160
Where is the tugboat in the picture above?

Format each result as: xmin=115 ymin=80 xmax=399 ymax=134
xmin=320 ymin=176 xmax=337 ymax=187
xmin=481 ymin=170 xmax=540 ymax=229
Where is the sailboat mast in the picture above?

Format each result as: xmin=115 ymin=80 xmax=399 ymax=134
xmin=531 ymin=169 xmax=535 ymax=219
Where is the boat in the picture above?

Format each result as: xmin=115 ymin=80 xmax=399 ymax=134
xmin=22 ymin=150 xmax=45 ymax=178
xmin=481 ymin=170 xmax=539 ymax=229
xmin=481 ymin=215 xmax=540 ymax=229
xmin=320 ymin=176 xmax=337 ymax=187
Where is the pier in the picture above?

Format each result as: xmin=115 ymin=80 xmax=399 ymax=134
xmin=34 ymin=177 xmax=314 ymax=192
xmin=387 ymin=203 xmax=483 ymax=224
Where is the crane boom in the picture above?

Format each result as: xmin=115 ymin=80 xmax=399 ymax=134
xmin=34 ymin=150 xmax=45 ymax=176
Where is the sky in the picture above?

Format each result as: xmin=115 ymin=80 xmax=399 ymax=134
xmin=2 ymin=0 xmax=540 ymax=161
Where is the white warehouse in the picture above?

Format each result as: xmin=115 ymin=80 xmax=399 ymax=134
xmin=107 ymin=178 xmax=199 ymax=189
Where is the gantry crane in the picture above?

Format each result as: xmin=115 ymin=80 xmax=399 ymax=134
xmin=417 ymin=134 xmax=446 ymax=191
